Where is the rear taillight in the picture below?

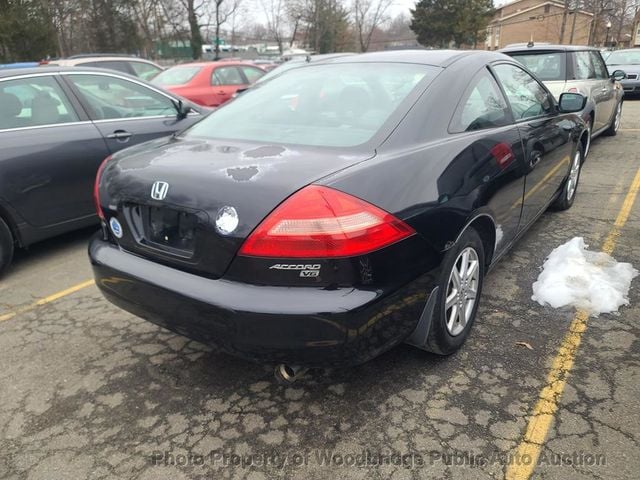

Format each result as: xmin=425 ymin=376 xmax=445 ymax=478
xmin=567 ymin=87 xmax=579 ymax=93
xmin=94 ymin=155 xmax=112 ymax=220
xmin=239 ymin=185 xmax=415 ymax=258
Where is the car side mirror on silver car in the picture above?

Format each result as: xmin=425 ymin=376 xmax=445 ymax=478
xmin=611 ymin=70 xmax=627 ymax=82
xmin=173 ymin=99 xmax=192 ymax=120
xmin=558 ymin=93 xmax=587 ymax=113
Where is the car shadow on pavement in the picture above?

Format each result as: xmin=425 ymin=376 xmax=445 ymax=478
xmin=8 ymin=225 xmax=98 ymax=276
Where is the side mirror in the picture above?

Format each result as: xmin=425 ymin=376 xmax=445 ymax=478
xmin=558 ymin=92 xmax=587 ymax=113
xmin=173 ymin=99 xmax=192 ymax=120
xmin=610 ymin=69 xmax=626 ymax=82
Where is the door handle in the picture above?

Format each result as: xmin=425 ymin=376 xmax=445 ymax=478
xmin=107 ymin=130 xmax=132 ymax=140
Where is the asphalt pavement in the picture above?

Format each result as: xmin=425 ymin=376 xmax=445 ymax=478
xmin=1 ymin=101 xmax=639 ymax=480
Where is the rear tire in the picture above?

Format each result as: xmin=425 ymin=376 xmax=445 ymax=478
xmin=603 ymin=101 xmax=622 ymax=137
xmin=0 ymin=217 xmax=14 ymax=276
xmin=425 ymin=227 xmax=485 ymax=355
xmin=552 ymin=144 xmax=583 ymax=211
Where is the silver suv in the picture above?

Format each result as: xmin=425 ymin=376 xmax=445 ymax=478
xmin=501 ymin=44 xmax=625 ymax=156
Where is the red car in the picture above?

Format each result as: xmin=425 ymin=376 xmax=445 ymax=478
xmin=152 ymin=61 xmax=266 ymax=107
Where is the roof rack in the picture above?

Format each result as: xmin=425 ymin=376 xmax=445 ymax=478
xmin=68 ymin=53 xmax=137 ymax=59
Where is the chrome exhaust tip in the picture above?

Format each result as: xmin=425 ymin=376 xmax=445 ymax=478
xmin=274 ymin=364 xmax=307 ymax=384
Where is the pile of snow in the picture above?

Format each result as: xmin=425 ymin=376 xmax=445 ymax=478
xmin=532 ymin=237 xmax=638 ymax=315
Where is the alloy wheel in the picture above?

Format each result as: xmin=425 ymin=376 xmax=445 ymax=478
xmin=444 ymin=247 xmax=480 ymax=336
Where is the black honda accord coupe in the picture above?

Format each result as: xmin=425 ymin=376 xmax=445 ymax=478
xmin=90 ymin=50 xmax=588 ymax=371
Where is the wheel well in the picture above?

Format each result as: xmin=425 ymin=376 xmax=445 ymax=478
xmin=585 ymin=111 xmax=594 ymax=126
xmin=579 ymin=130 xmax=589 ymax=152
xmin=0 ymin=207 xmax=20 ymax=247
xmin=467 ymin=216 xmax=496 ymax=267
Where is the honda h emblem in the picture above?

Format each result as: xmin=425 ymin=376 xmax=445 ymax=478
xmin=151 ymin=181 xmax=169 ymax=200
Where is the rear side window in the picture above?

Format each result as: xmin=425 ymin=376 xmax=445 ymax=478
xmin=572 ymin=51 xmax=596 ymax=80
xmin=130 ymin=61 xmax=163 ymax=81
xmin=0 ymin=76 xmax=79 ymax=130
xmin=212 ymin=67 xmax=245 ymax=86
xmin=508 ymin=51 xmax=566 ymax=81
xmin=240 ymin=66 xmax=265 ymax=84
xmin=450 ymin=68 xmax=510 ymax=133
xmin=153 ymin=66 xmax=202 ymax=86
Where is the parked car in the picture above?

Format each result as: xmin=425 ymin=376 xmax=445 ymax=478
xmin=501 ymin=44 xmax=625 ymax=156
xmin=0 ymin=62 xmax=41 ymax=70
xmin=152 ymin=61 xmax=266 ymax=107
xmin=232 ymin=53 xmax=356 ymax=98
xmin=0 ymin=67 xmax=206 ymax=274
xmin=605 ymin=48 xmax=640 ymax=96
xmin=47 ymin=55 xmax=164 ymax=81
xmin=251 ymin=59 xmax=280 ymax=72
xmin=90 ymin=50 xmax=589 ymax=374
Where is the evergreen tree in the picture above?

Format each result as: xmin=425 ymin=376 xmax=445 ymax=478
xmin=410 ymin=0 xmax=493 ymax=48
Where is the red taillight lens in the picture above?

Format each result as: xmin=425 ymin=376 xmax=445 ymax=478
xmin=94 ymin=155 xmax=112 ymax=220
xmin=239 ymin=185 xmax=415 ymax=258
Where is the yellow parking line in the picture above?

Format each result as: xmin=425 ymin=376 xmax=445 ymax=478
xmin=505 ymin=166 xmax=640 ymax=480
xmin=0 ymin=279 xmax=95 ymax=323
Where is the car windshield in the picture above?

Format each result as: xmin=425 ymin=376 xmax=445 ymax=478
xmin=509 ymin=52 xmax=566 ymax=81
xmin=606 ymin=50 xmax=640 ymax=65
xmin=184 ymin=63 xmax=439 ymax=147
xmin=153 ymin=66 xmax=202 ymax=86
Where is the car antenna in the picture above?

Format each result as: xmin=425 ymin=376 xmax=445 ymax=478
xmin=527 ymin=35 xmax=534 ymax=48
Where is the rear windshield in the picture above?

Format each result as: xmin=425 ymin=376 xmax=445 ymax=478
xmin=153 ymin=66 xmax=202 ymax=86
xmin=508 ymin=52 xmax=566 ymax=81
xmin=606 ymin=50 xmax=640 ymax=65
xmin=184 ymin=63 xmax=439 ymax=147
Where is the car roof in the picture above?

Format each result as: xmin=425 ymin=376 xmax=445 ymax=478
xmin=49 ymin=57 xmax=160 ymax=66
xmin=165 ymin=61 xmax=260 ymax=69
xmin=0 ymin=65 xmax=148 ymax=79
xmin=327 ymin=49 xmax=509 ymax=67
xmin=607 ymin=48 xmax=640 ymax=53
xmin=500 ymin=44 xmax=599 ymax=53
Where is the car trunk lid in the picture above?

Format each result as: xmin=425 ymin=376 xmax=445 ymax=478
xmin=99 ymin=136 xmax=373 ymax=278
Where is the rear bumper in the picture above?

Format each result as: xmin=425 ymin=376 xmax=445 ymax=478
xmin=89 ymin=235 xmax=437 ymax=367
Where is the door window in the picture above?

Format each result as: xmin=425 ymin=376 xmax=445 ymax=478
xmin=572 ymin=51 xmax=596 ymax=80
xmin=590 ymin=51 xmax=609 ymax=79
xmin=0 ymin=76 xmax=79 ymax=130
xmin=240 ymin=66 xmax=265 ymax=84
xmin=450 ymin=68 xmax=510 ymax=132
xmin=212 ymin=67 xmax=245 ymax=86
xmin=67 ymin=74 xmax=176 ymax=120
xmin=129 ymin=61 xmax=163 ymax=81
xmin=493 ymin=64 xmax=554 ymax=120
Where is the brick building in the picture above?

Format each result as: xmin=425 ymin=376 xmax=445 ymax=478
xmin=484 ymin=0 xmax=594 ymax=50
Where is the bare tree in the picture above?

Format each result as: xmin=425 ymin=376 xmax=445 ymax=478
xmin=260 ymin=0 xmax=286 ymax=53
xmin=208 ymin=0 xmax=242 ymax=59
xmin=353 ymin=0 xmax=393 ymax=52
